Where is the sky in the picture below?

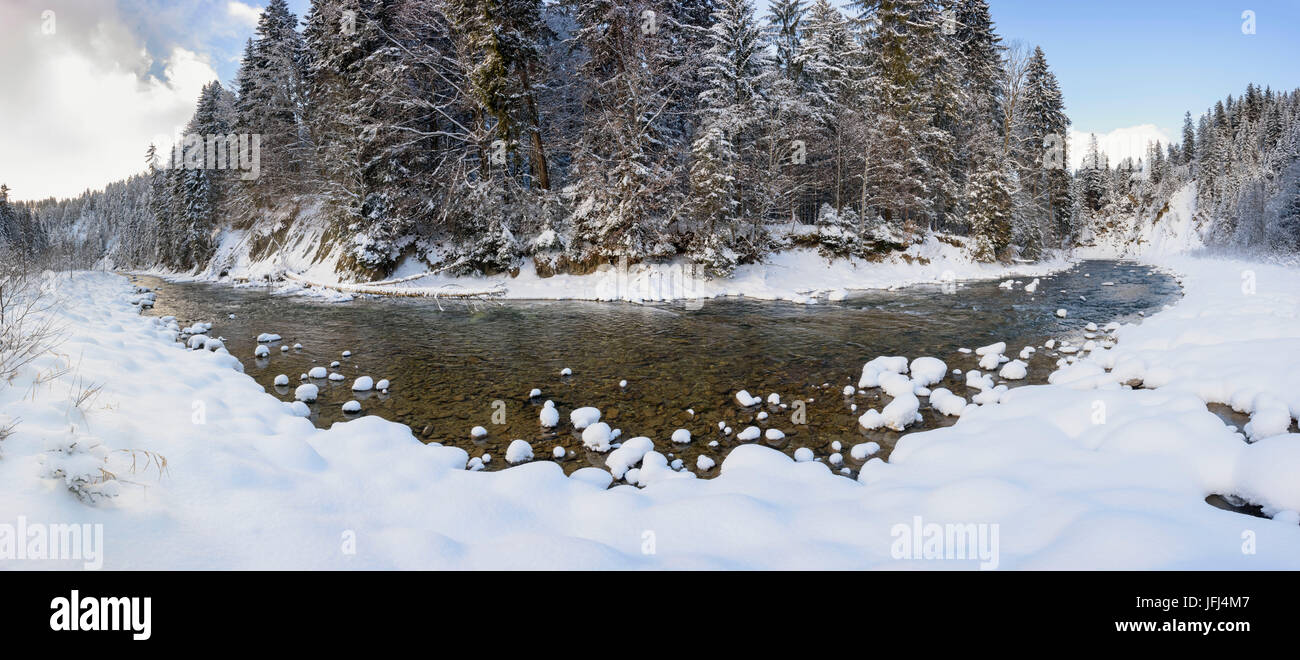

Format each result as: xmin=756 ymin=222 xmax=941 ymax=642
xmin=1 ymin=0 xmax=1298 ymax=201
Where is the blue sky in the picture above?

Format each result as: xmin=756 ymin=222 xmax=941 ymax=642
xmin=4 ymin=0 xmax=1298 ymax=199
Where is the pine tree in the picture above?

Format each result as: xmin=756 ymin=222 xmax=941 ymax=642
xmin=236 ymin=0 xmax=312 ymax=203
xmin=566 ymin=0 xmax=684 ymax=260
xmin=686 ymin=0 xmax=772 ymax=274
xmin=856 ymin=0 xmax=956 ymax=233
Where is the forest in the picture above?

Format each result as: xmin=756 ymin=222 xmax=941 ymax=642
xmin=3 ymin=0 xmax=1298 ymax=278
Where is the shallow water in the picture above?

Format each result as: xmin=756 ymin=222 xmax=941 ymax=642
xmin=136 ymin=260 xmax=1181 ymax=477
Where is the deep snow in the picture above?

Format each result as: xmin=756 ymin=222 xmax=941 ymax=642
xmin=2 ymin=253 xmax=1299 ymax=569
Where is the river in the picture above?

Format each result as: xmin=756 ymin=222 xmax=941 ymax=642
xmin=136 ymin=259 xmax=1183 ymax=477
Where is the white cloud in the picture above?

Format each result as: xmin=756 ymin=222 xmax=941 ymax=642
xmin=226 ymin=1 xmax=263 ymax=29
xmin=1068 ymin=124 xmax=1175 ymax=171
xmin=0 ymin=1 xmax=218 ymax=201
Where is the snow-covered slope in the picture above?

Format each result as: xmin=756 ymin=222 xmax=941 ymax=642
xmin=210 ymin=230 xmax=1076 ymax=304
xmin=2 ymin=260 xmax=1299 ymax=569
xmin=1077 ymin=183 xmax=1212 ymax=259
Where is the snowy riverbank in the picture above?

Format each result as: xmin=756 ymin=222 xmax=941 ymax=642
xmin=192 ymin=231 xmax=1077 ymax=304
xmin=2 ymin=255 xmax=1299 ymax=569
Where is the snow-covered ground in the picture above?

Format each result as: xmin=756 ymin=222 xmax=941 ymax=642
xmin=192 ymin=229 xmax=1075 ymax=304
xmin=2 ymin=252 xmax=1299 ymax=569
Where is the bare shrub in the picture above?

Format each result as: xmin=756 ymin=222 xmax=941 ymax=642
xmin=0 ymin=248 xmax=64 ymax=383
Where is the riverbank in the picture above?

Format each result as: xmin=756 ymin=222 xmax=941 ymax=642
xmin=176 ymin=231 xmax=1078 ymax=304
xmin=1 ymin=256 xmax=1298 ymax=569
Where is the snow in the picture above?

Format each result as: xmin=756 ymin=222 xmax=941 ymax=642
xmin=857 ymin=409 xmax=884 ymax=430
xmin=505 ymin=440 xmax=533 ymax=465
xmin=999 ymin=360 xmax=1028 ymax=380
xmin=737 ymin=426 xmax=761 ymax=441
xmin=793 ymin=448 xmax=814 ymax=462
xmin=1055 ymin=308 xmax=1068 ymax=318
xmin=765 ymin=429 xmax=786 ymax=441
xmin=342 ymin=400 xmax=361 ymax=413
xmin=735 ymin=390 xmax=760 ymax=407
xmin=256 ymin=333 xmax=281 ymax=343
xmin=850 ymin=442 xmax=881 ymax=460
xmin=671 ymin=429 xmax=692 ymax=444
xmin=376 ymin=379 xmax=390 ymax=391
xmin=273 ymin=374 xmax=289 ymax=386
xmin=308 ymin=366 xmax=327 ymax=379
xmin=294 ymin=383 xmax=318 ymax=402
xmin=881 ymin=391 xmax=923 ymax=431
xmin=5 ymin=262 xmax=1300 ymax=569
xmin=539 ymin=402 xmax=559 ymax=428
xmin=606 ymin=436 xmax=654 ymax=479
xmin=528 ymin=388 xmax=541 ymax=398
xmin=254 ymin=345 xmax=269 ymax=358
xmin=928 ymin=388 xmax=967 ymax=417
xmin=352 ymin=376 xmax=374 ymax=392
xmin=581 ymin=422 xmax=613 ymax=452
xmin=570 ymin=407 xmax=601 ymax=430
xmin=908 ymin=357 xmax=947 ymax=387
xmin=696 ymin=455 xmax=716 ymax=471
xmin=470 ymin=426 xmax=488 ymax=439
